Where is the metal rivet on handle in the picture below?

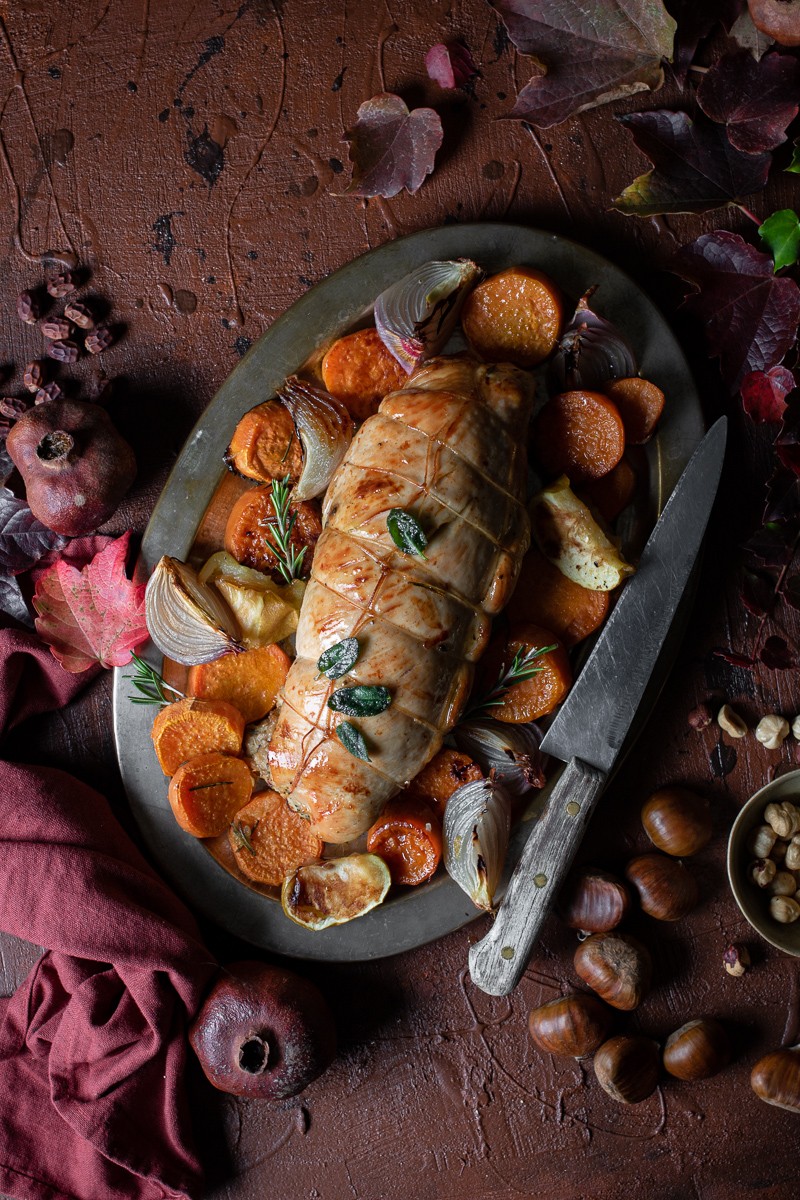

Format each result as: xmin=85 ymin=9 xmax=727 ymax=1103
xmin=566 ymin=800 xmax=581 ymax=816
xmin=533 ymin=873 xmax=547 ymax=887
xmin=501 ymin=946 xmax=515 ymax=960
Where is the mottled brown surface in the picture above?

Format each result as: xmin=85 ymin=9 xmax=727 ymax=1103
xmin=2 ymin=2 xmax=800 ymax=1198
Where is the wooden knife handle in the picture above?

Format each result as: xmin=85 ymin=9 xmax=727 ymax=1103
xmin=468 ymin=757 xmax=606 ymax=996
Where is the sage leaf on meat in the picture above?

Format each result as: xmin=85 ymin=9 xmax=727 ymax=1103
xmin=337 ymin=721 xmax=371 ymax=761
xmin=318 ymin=636 xmax=360 ymax=679
xmin=328 ymin=684 xmax=392 ymax=717
xmin=387 ymin=508 xmax=427 ymax=557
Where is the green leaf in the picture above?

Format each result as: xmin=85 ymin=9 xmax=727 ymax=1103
xmin=336 ymin=721 xmax=371 ymax=761
xmin=328 ymin=684 xmax=392 ymax=717
xmin=759 ymin=210 xmax=800 ymax=272
xmin=387 ymin=508 xmax=427 ymax=556
xmin=787 ymin=139 xmax=800 ymax=175
xmin=317 ymin=637 xmax=360 ymax=679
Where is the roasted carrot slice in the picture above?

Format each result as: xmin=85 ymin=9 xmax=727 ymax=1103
xmin=533 ymin=390 xmax=625 ymax=483
xmin=461 ymin=267 xmax=563 ymax=368
xmin=405 ymin=749 xmax=484 ymax=818
xmin=366 ymin=798 xmax=443 ymax=886
xmin=224 ymin=400 xmax=304 ymax=484
xmin=187 ymin=643 xmax=290 ymax=724
xmin=321 ymin=328 xmax=409 ymax=421
xmin=224 ymin=486 xmax=322 ymax=577
xmin=168 ymin=752 xmax=253 ymax=837
xmin=507 ymin=544 xmax=610 ymax=646
xmin=602 ymin=377 xmax=665 ymax=445
xmin=228 ymin=789 xmax=324 ymax=886
xmin=580 ymin=456 xmax=638 ymax=523
xmin=152 ymin=698 xmax=246 ymax=776
xmin=477 ymin=623 xmax=572 ymax=724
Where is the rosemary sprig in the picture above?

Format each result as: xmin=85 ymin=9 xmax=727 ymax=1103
xmin=264 ymin=475 xmax=306 ymax=584
xmin=464 ymin=643 xmax=556 ymax=719
xmin=124 ymin=653 xmax=185 ymax=706
xmin=230 ymin=819 xmax=257 ymax=855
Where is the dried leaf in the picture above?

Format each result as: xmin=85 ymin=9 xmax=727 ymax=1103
xmin=33 ymin=530 xmax=148 ymax=672
xmin=761 ymin=635 xmax=796 ymax=669
xmin=697 ymin=50 xmax=800 ymax=154
xmin=491 ymin=0 xmax=676 ymax=128
xmin=784 ymin=573 xmax=800 ymax=610
xmin=774 ymin=389 xmax=800 ymax=475
xmin=741 ymin=567 xmax=777 ymax=615
xmin=764 ymin=466 xmax=800 ymax=524
xmin=759 ymin=209 xmax=800 ymax=270
xmin=0 ymin=573 xmax=32 ymax=627
xmin=664 ymin=0 xmax=744 ymax=80
xmin=728 ymin=8 xmax=775 ymax=59
xmin=744 ymin=524 xmax=791 ymax=564
xmin=740 ymin=366 xmax=796 ymax=422
xmin=712 ymin=646 xmax=755 ymax=668
xmin=425 ymin=41 xmax=479 ymax=90
xmin=788 ymin=139 xmax=800 ymax=174
xmin=0 ymin=443 xmax=14 ymax=487
xmin=0 ymin=487 xmax=66 ymax=575
xmin=344 ymin=93 xmax=443 ymax=198
xmin=671 ymin=232 xmax=800 ymax=391
xmin=613 ymin=111 xmax=771 ymax=216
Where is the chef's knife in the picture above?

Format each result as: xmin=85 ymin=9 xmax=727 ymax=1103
xmin=468 ymin=417 xmax=727 ymax=997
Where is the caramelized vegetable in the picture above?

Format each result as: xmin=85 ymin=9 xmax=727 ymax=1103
xmin=405 ymin=748 xmax=484 ymax=817
xmin=151 ymin=698 xmax=246 ymax=776
xmin=281 ymin=854 xmax=391 ymax=929
xmin=580 ymin=456 xmax=637 ymax=523
xmin=228 ymin=789 xmax=323 ymax=886
xmin=506 ymin=544 xmax=610 ymax=645
xmin=224 ymin=486 xmax=322 ymax=577
xmin=602 ymin=377 xmax=665 ymax=445
xmin=461 ymin=267 xmax=563 ymax=368
xmin=530 ymin=477 xmax=635 ymax=592
xmin=481 ymin=623 xmax=572 ymax=723
xmin=200 ymin=552 xmax=304 ymax=647
xmin=187 ymin=643 xmax=290 ymax=724
xmin=533 ymin=390 xmax=625 ymax=482
xmin=366 ymin=798 xmax=443 ymax=886
xmin=321 ymin=327 xmax=409 ymax=421
xmin=168 ymin=752 xmax=253 ymax=837
xmin=225 ymin=400 xmax=304 ymax=484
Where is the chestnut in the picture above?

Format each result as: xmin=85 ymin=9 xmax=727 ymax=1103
xmin=662 ymin=1018 xmax=731 ymax=1081
xmin=528 ymin=993 xmax=613 ymax=1058
xmin=594 ymin=1035 xmax=661 ymax=1104
xmin=573 ymin=931 xmax=652 ymax=1011
xmin=558 ymin=866 xmax=631 ymax=933
xmin=624 ymin=853 xmax=699 ymax=921
xmin=641 ymin=787 xmax=712 ymax=857
xmin=189 ymin=960 xmax=336 ymax=1100
xmin=751 ymin=1048 xmax=800 ymax=1112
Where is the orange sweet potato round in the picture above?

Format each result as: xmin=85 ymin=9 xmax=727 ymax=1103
xmin=152 ymin=698 xmax=246 ymax=776
xmin=478 ymin=623 xmax=572 ymax=724
xmin=228 ymin=790 xmax=324 ymax=886
xmin=366 ymin=798 xmax=442 ymax=886
xmin=405 ymin=749 xmax=484 ymax=818
xmin=461 ymin=267 xmax=563 ymax=368
xmin=168 ymin=752 xmax=253 ymax=837
xmin=602 ymin=377 xmax=665 ymax=445
xmin=322 ymin=327 xmax=409 ymax=421
xmin=580 ymin=456 xmax=638 ymax=523
xmin=506 ymin=544 xmax=610 ymax=646
xmin=533 ymin=391 xmax=625 ymax=482
xmin=187 ymin=643 xmax=290 ymax=724
xmin=224 ymin=486 xmax=322 ymax=577
xmin=224 ymin=401 xmax=304 ymax=484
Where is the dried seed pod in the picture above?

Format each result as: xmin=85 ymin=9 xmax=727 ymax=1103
xmin=641 ymin=787 xmax=712 ymax=857
xmin=751 ymin=1048 xmax=800 ymax=1113
xmin=747 ymin=823 xmax=777 ymax=858
xmin=722 ymin=943 xmax=750 ymax=977
xmin=756 ymin=714 xmax=790 ymax=751
xmin=717 ymin=704 xmax=747 ymax=738
xmin=764 ymin=801 xmax=800 ymax=839
xmin=23 ymin=362 xmax=45 ymax=393
xmin=85 ymin=326 xmax=114 ymax=355
xmin=748 ymin=858 xmax=776 ymax=888
xmin=64 ymin=301 xmax=94 ymax=329
xmin=16 ymin=290 xmax=39 ymax=324
xmin=40 ymin=318 xmax=72 ymax=341
xmin=770 ymin=895 xmax=800 ymax=923
xmin=0 ymin=397 xmax=29 ymax=420
xmin=573 ymin=931 xmax=652 ymax=1011
xmin=594 ymin=1035 xmax=661 ymax=1104
xmin=663 ymin=1018 xmax=731 ymax=1081
xmin=558 ymin=867 xmax=631 ymax=933
xmin=46 ymin=271 xmax=76 ymax=298
xmin=46 ymin=340 xmax=80 ymax=364
xmin=624 ymin=853 xmax=699 ymax=920
xmin=35 ymin=382 xmax=63 ymax=405
xmin=528 ymin=993 xmax=613 ymax=1058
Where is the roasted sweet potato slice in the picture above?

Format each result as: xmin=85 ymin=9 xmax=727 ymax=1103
xmin=168 ymin=752 xmax=253 ymax=837
xmin=228 ymin=789 xmax=324 ymax=886
xmin=506 ymin=544 xmax=610 ymax=646
xmin=533 ymin=390 xmax=625 ymax=482
xmin=405 ymin=749 xmax=484 ymax=817
xmin=152 ymin=698 xmax=246 ymax=776
xmin=321 ymin=328 xmax=409 ymax=422
xmin=225 ymin=400 xmax=304 ymax=484
xmin=366 ymin=798 xmax=442 ymax=886
xmin=602 ymin=377 xmax=665 ymax=445
xmin=580 ymin=456 xmax=637 ymax=523
xmin=187 ymin=643 xmax=291 ymax=724
xmin=224 ymin=486 xmax=322 ymax=577
xmin=461 ymin=267 xmax=563 ymax=368
xmin=476 ymin=623 xmax=572 ymax=724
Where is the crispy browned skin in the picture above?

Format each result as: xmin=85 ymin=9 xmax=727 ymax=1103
xmin=268 ymin=356 xmax=534 ymax=842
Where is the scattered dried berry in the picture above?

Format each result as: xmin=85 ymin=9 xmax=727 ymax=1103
xmin=64 ymin=301 xmax=94 ymax=330
xmin=41 ymin=318 xmax=73 ymax=341
xmin=16 ymin=290 xmax=39 ymax=324
xmin=23 ymin=362 xmax=45 ymax=393
xmin=46 ymin=271 xmax=76 ymax=299
xmin=0 ymin=397 xmax=28 ymax=420
xmin=723 ymin=943 xmax=751 ymax=977
xmin=85 ymin=326 xmax=114 ymax=355
xmin=35 ymin=381 xmax=63 ymax=404
xmin=46 ymin=339 xmax=80 ymax=364
xmin=688 ymin=702 xmax=713 ymax=731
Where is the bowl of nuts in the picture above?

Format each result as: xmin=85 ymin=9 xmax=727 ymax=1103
xmin=728 ymin=770 xmax=800 ymax=956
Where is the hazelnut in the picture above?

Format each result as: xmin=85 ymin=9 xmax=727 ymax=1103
xmin=662 ymin=1018 xmax=731 ymax=1081
xmin=772 ymin=839 xmax=788 ymax=864
xmin=722 ymin=944 xmax=750 ymax=977
xmin=527 ymin=993 xmax=613 ymax=1059
xmin=765 ymin=801 xmax=800 ymax=839
xmin=756 ymin=715 xmax=790 ymax=751
xmin=717 ymin=704 xmax=747 ymax=738
xmin=688 ymin=702 xmax=713 ymax=730
xmin=768 ymin=870 xmax=797 ymax=896
xmin=793 ymin=715 xmax=800 ymax=740
xmin=749 ymin=858 xmax=777 ymax=887
xmin=747 ymin=824 xmax=777 ymax=858
xmin=594 ymin=1035 xmax=661 ymax=1104
xmin=770 ymin=895 xmax=800 ymax=923
xmin=785 ymin=838 xmax=800 ymax=872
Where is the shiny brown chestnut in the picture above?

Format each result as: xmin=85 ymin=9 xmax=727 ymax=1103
xmin=573 ymin=931 xmax=652 ymax=1011
xmin=641 ymin=787 xmax=712 ymax=857
xmin=558 ymin=867 xmax=631 ymax=933
xmin=624 ymin=853 xmax=699 ymax=921
xmin=528 ymin=993 xmax=613 ymax=1058
xmin=751 ymin=1048 xmax=800 ymax=1112
xmin=594 ymin=1035 xmax=661 ymax=1104
xmin=663 ymin=1018 xmax=731 ymax=1081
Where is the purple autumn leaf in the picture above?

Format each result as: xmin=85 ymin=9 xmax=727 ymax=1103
xmin=697 ymin=50 xmax=800 ymax=154
xmin=425 ymin=41 xmax=479 ymax=90
xmin=0 ymin=487 xmax=66 ymax=575
xmin=344 ymin=93 xmax=443 ymax=199
xmin=740 ymin=366 xmax=796 ymax=423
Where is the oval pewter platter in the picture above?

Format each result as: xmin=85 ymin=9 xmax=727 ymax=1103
xmin=112 ymin=222 xmax=704 ymax=962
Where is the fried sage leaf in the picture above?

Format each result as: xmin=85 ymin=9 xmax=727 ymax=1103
xmin=387 ymin=508 xmax=427 ymax=556
xmin=336 ymin=721 xmax=371 ymax=761
xmin=318 ymin=636 xmax=360 ymax=679
xmin=328 ymin=685 xmax=391 ymax=717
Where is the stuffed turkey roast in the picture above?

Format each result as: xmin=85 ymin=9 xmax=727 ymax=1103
xmin=267 ymin=355 xmax=534 ymax=842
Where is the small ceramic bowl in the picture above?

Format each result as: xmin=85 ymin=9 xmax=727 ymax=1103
xmin=728 ymin=769 xmax=800 ymax=957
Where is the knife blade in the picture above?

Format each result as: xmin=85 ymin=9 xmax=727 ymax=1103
xmin=468 ymin=417 xmax=727 ymax=996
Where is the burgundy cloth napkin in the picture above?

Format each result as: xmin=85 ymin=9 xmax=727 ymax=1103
xmin=0 ymin=626 xmax=218 ymax=1200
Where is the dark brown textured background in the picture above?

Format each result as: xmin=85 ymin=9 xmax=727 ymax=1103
xmin=2 ymin=2 xmax=800 ymax=1197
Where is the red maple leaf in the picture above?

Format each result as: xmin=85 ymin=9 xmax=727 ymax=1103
xmin=740 ymin=366 xmax=796 ymax=422
xmin=33 ymin=530 xmax=148 ymax=672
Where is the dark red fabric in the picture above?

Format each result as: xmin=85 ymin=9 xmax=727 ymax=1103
xmin=0 ymin=627 xmax=217 ymax=1200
